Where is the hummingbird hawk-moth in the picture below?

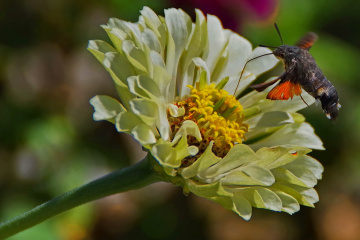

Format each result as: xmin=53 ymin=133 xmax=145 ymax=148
xmin=237 ymin=23 xmax=341 ymax=120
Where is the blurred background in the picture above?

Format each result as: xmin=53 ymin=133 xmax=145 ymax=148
xmin=1 ymin=0 xmax=360 ymax=239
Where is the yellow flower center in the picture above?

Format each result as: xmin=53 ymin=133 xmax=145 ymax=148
xmin=169 ymin=83 xmax=249 ymax=164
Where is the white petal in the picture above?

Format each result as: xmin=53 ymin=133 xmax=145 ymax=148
xmin=115 ymin=111 xmax=143 ymax=133
xmin=246 ymin=111 xmax=294 ymax=129
xmin=122 ymin=40 xmax=148 ymax=74
xmin=203 ymin=14 xmax=230 ymax=72
xmin=131 ymin=124 xmax=157 ymax=145
xmin=221 ymin=166 xmax=275 ymax=186
xmin=107 ymin=28 xmax=127 ymax=53
xmin=180 ymin=60 xmax=196 ymax=97
xmin=140 ymin=7 xmax=162 ymax=29
xmin=246 ymin=47 xmax=279 ymax=76
xmin=223 ymin=71 xmax=256 ymax=96
xmin=150 ymin=50 xmax=165 ymax=68
xmin=151 ymin=141 xmax=179 ymax=168
xmin=240 ymin=88 xmax=315 ymax=113
xmin=214 ymin=34 xmax=252 ymax=83
xmin=181 ymin=142 xmax=220 ymax=179
xmin=90 ymin=95 xmax=126 ymax=121
xmin=232 ymin=195 xmax=252 ymax=220
xmin=156 ymin=103 xmax=171 ymax=141
xmin=103 ymin=52 xmax=134 ymax=87
xmin=193 ymin=57 xmax=211 ymax=84
xmin=198 ymin=144 xmax=259 ymax=179
xmin=271 ymin=190 xmax=300 ymax=214
xmin=178 ymin=9 xmax=207 ymax=97
xmin=129 ymin=98 xmax=158 ymax=126
xmin=287 ymin=155 xmax=324 ymax=180
xmin=153 ymin=65 xmax=172 ymax=97
xmin=127 ymin=75 xmax=161 ymax=100
xmin=172 ymin=120 xmax=202 ymax=143
xmin=248 ymin=122 xmax=325 ymax=151
xmin=271 ymin=167 xmax=317 ymax=188
xmin=168 ymin=104 xmax=185 ymax=117
xmin=141 ymin=28 xmax=161 ymax=53
xmin=88 ymin=40 xmax=116 ymax=62
xmin=165 ymin=8 xmax=189 ymax=76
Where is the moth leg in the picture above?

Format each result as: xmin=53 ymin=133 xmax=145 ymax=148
xmin=300 ymin=94 xmax=309 ymax=106
xmin=251 ymin=78 xmax=280 ymax=92
xmin=250 ymin=65 xmax=294 ymax=92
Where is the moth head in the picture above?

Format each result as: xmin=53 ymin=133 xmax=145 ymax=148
xmin=273 ymin=45 xmax=300 ymax=60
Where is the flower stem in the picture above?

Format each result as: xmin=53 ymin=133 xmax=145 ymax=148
xmin=0 ymin=155 xmax=162 ymax=239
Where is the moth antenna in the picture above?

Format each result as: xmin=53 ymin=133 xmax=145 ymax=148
xmin=259 ymin=44 xmax=278 ymax=48
xmin=233 ymin=53 xmax=274 ymax=96
xmin=274 ymin=23 xmax=284 ymax=45
xmin=300 ymin=94 xmax=309 ymax=106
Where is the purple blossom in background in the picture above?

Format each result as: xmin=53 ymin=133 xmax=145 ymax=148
xmin=171 ymin=0 xmax=278 ymax=31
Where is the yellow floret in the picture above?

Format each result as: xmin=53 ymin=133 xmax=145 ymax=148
xmin=170 ymin=83 xmax=249 ymax=158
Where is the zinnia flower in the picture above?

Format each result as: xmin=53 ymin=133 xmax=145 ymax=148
xmin=88 ymin=7 xmax=324 ymax=220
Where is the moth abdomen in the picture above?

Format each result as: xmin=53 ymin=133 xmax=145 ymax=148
xmin=313 ymin=78 xmax=340 ymax=120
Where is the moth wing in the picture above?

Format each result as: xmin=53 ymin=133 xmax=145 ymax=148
xmin=267 ymin=80 xmax=302 ymax=100
xmin=296 ymin=32 xmax=318 ymax=50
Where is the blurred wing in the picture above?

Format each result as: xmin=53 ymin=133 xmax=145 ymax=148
xmin=296 ymin=32 xmax=318 ymax=50
xmin=267 ymin=80 xmax=302 ymax=100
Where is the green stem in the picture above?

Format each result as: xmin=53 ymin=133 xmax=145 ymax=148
xmin=0 ymin=155 xmax=162 ymax=239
